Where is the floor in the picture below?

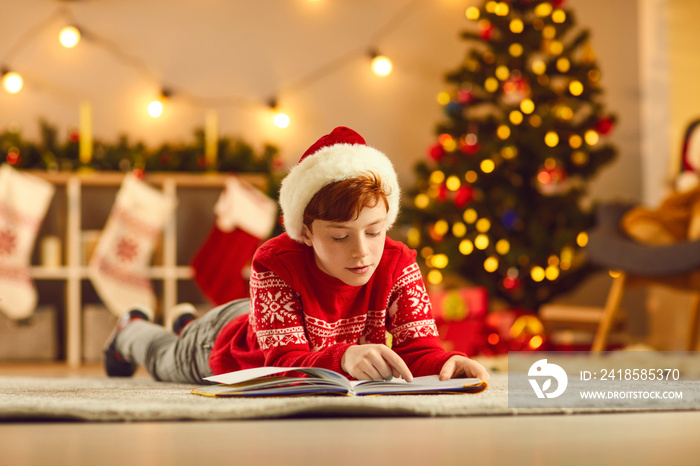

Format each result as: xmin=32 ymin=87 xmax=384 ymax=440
xmin=1 ymin=364 xmax=699 ymax=465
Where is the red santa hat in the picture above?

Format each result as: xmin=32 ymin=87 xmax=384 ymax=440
xmin=279 ymin=126 xmax=400 ymax=242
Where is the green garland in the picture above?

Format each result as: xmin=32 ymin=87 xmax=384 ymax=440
xmin=1 ymin=119 xmax=280 ymax=175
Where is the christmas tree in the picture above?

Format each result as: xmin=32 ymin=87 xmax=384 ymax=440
xmin=405 ymin=0 xmax=617 ymax=311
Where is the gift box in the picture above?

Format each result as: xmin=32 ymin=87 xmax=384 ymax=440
xmin=430 ymin=287 xmax=488 ymax=356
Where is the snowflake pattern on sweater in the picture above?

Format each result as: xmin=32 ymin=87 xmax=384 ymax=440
xmin=208 ymin=233 xmax=465 ymax=377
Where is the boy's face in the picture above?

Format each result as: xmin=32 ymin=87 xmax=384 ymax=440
xmin=301 ymin=203 xmax=387 ymax=286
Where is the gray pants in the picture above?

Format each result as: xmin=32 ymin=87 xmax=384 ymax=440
xmin=115 ymin=299 xmax=250 ymax=384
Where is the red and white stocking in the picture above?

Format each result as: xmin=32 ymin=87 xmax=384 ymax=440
xmin=89 ymin=174 xmax=175 ymax=316
xmin=192 ymin=176 xmax=277 ymax=305
xmin=0 ymin=164 xmax=55 ymax=320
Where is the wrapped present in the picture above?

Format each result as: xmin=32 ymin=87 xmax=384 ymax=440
xmin=482 ymin=309 xmax=548 ymax=355
xmin=430 ymin=287 xmax=488 ymax=356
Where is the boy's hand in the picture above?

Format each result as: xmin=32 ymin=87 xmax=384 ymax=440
xmin=439 ymin=355 xmax=490 ymax=383
xmin=341 ymin=344 xmax=413 ymax=382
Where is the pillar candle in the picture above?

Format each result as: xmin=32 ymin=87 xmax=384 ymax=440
xmin=205 ymin=111 xmax=218 ymax=168
xmin=79 ymin=101 xmax=93 ymax=164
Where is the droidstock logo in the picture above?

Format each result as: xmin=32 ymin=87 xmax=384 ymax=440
xmin=528 ymin=359 xmax=568 ymax=399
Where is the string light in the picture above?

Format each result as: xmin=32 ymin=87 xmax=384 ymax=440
xmin=369 ymin=51 xmax=393 ymax=76
xmin=59 ymin=26 xmax=81 ymax=48
xmin=273 ymin=113 xmax=291 ymax=129
xmin=2 ymin=70 xmax=23 ymax=94
xmin=427 ymin=270 xmax=443 ymax=285
xmin=569 ymin=80 xmax=584 ymax=96
xmin=267 ymin=98 xmax=290 ymax=129
xmin=463 ymin=208 xmax=478 ymax=224
xmin=520 ymin=99 xmax=535 ymax=114
xmin=584 ymin=129 xmax=600 ymax=145
xmin=3 ymin=2 xmax=420 ymax=123
xmin=148 ymin=100 xmax=163 ymax=118
xmin=465 ymin=6 xmax=480 ymax=20
xmin=484 ymin=256 xmax=499 ymax=272
xmin=459 ymin=239 xmax=474 ymax=255
xmin=148 ymin=89 xmax=171 ymax=118
xmin=474 ymin=234 xmax=489 ymax=250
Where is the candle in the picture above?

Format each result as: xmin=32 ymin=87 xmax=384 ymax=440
xmin=205 ymin=110 xmax=218 ymax=168
xmin=79 ymin=101 xmax=93 ymax=164
xmin=40 ymin=236 xmax=62 ymax=267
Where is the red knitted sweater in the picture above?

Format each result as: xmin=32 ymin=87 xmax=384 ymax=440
xmin=208 ymin=233 xmax=465 ymax=377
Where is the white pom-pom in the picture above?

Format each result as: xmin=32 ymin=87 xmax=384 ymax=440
xmin=676 ymin=171 xmax=700 ymax=192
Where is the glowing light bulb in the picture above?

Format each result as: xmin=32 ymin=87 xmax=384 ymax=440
xmin=475 ymin=234 xmax=489 ymax=250
xmin=2 ymin=72 xmax=23 ymax=94
xmin=431 ymin=254 xmax=449 ymax=269
xmin=496 ymin=239 xmax=510 ymax=255
xmin=576 ymin=231 xmax=589 ymax=247
xmin=520 ymin=99 xmax=535 ymax=114
xmin=465 ymin=6 xmax=480 ymax=20
xmin=476 ymin=218 xmax=491 ymax=233
xmin=480 ymin=159 xmax=495 ymax=173
xmin=544 ymin=131 xmax=559 ymax=147
xmin=148 ymin=100 xmax=163 ymax=118
xmin=427 ymin=269 xmax=443 ymax=285
xmin=569 ymin=80 xmax=584 ymax=96
xmin=531 ymin=266 xmax=546 ymax=282
xmin=371 ymin=55 xmax=392 ymax=76
xmin=446 ymin=175 xmax=461 ymax=191
xmin=59 ymin=26 xmax=81 ymax=48
xmin=484 ymin=256 xmax=499 ymax=273
xmin=273 ymin=112 xmax=290 ymax=128
xmin=414 ymin=193 xmax=430 ymax=209
xmin=459 ymin=239 xmax=474 ymax=255
xmin=510 ymin=19 xmax=524 ymax=34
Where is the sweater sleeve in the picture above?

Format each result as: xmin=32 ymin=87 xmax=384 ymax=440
xmin=249 ymin=265 xmax=352 ymax=373
xmin=386 ymin=260 xmax=466 ymax=377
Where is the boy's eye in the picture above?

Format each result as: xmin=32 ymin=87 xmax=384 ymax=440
xmin=366 ymin=231 xmax=382 ymax=237
xmin=332 ymin=236 xmax=348 ymax=242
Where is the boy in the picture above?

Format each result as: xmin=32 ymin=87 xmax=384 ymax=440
xmin=104 ymin=126 xmax=490 ymax=384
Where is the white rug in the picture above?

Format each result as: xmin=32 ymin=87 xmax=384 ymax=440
xmin=1 ymin=373 xmax=697 ymax=422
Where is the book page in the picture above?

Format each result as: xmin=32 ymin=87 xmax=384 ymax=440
xmin=205 ymin=366 xmax=351 ymax=390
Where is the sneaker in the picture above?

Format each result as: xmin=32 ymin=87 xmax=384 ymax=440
xmin=170 ymin=303 xmax=197 ymax=336
xmin=104 ymin=307 xmax=151 ymax=377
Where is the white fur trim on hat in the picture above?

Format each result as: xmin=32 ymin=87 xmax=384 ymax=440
xmin=279 ymin=143 xmax=400 ymax=243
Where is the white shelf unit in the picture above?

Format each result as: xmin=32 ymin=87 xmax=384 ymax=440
xmin=27 ymin=170 xmax=267 ymax=367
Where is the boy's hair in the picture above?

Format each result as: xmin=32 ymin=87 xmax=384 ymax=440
xmin=303 ymin=172 xmax=390 ymax=229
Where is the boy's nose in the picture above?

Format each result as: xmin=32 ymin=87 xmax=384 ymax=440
xmin=351 ymin=237 xmax=369 ymax=258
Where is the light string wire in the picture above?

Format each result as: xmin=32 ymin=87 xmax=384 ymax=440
xmin=1 ymin=0 xmax=428 ymax=110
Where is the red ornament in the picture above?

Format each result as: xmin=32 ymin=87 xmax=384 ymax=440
xmin=6 ymin=149 xmax=20 ymax=165
xmin=437 ymin=183 xmax=448 ymax=202
xmin=479 ymin=22 xmax=494 ymax=40
xmin=132 ymin=168 xmax=145 ymax=179
xmin=69 ymin=130 xmax=80 ymax=144
xmin=454 ymin=185 xmax=474 ymax=208
xmin=595 ymin=117 xmax=614 ymax=135
xmin=503 ymin=276 xmax=521 ymax=291
xmin=552 ymin=0 xmax=565 ymax=6
xmin=457 ymin=89 xmax=473 ymax=104
xmin=460 ymin=140 xmax=480 ymax=155
xmin=428 ymin=143 xmax=445 ymax=161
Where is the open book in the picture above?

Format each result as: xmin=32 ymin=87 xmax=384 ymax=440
xmin=191 ymin=366 xmax=488 ymax=397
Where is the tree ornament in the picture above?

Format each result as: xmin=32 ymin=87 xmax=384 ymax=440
xmin=428 ymin=143 xmax=446 ymax=161
xmin=454 ymin=185 xmax=474 ymax=208
xmin=595 ymin=116 xmax=615 ymax=135
xmin=457 ymin=89 xmax=474 ymax=104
